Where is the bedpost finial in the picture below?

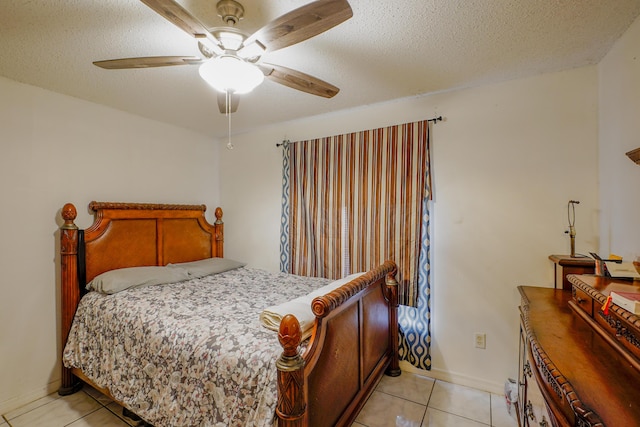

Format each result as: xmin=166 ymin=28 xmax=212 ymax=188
xmin=215 ymin=207 xmax=223 ymax=225
xmin=61 ymin=203 xmax=78 ymax=229
xmin=276 ymin=315 xmax=306 ymax=424
xmin=278 ymin=314 xmax=302 ymax=358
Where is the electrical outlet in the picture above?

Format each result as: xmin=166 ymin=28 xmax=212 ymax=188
xmin=474 ymin=333 xmax=486 ymax=349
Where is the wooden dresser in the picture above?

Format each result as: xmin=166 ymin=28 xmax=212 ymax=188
xmin=518 ymin=276 xmax=640 ymax=426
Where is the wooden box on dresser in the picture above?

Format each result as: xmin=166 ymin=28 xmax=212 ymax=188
xmin=518 ymin=276 xmax=640 ymax=427
xmin=548 ymin=255 xmax=595 ymax=290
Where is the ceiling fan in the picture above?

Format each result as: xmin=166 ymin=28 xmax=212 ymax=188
xmin=93 ymin=0 xmax=353 ymax=114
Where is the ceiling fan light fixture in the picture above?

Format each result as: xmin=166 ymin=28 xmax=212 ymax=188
xmin=199 ymin=55 xmax=264 ymax=94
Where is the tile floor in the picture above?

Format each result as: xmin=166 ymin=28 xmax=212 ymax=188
xmin=354 ymin=373 xmax=517 ymax=427
xmin=1 ymin=372 xmax=517 ymax=426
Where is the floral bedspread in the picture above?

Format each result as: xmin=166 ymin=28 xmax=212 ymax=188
xmin=63 ymin=267 xmax=329 ymax=427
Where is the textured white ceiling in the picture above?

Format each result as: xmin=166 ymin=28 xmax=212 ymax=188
xmin=1 ymin=0 xmax=639 ymax=137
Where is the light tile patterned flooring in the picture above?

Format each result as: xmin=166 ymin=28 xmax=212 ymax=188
xmin=2 ymin=372 xmax=518 ymax=426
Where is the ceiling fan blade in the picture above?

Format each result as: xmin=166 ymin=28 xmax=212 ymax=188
xmin=243 ymin=0 xmax=352 ymax=53
xmin=93 ymin=56 xmax=202 ymax=69
xmin=217 ymin=92 xmax=240 ymax=114
xmin=139 ymin=0 xmax=224 ymax=55
xmin=259 ymin=63 xmax=339 ymax=98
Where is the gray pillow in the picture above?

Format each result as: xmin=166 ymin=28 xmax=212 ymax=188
xmin=87 ymin=266 xmax=190 ymax=294
xmin=168 ymin=257 xmax=246 ymax=278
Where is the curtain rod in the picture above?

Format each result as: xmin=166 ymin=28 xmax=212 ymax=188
xmin=276 ymin=116 xmax=443 ymax=147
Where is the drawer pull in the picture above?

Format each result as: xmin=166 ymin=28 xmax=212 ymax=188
xmin=539 ymin=415 xmax=549 ymax=426
xmin=524 ymin=360 xmax=532 ymax=378
xmin=576 ymin=296 xmax=585 ymax=303
xmin=525 ymin=401 xmax=535 ymax=421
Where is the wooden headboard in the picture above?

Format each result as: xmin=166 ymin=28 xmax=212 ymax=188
xmin=80 ymin=201 xmax=224 ymax=282
xmin=59 ymin=201 xmax=224 ymax=394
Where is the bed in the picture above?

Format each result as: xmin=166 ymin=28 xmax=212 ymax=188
xmin=58 ymin=201 xmax=400 ymax=426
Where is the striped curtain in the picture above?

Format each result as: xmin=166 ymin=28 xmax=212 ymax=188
xmin=280 ymin=120 xmax=430 ymax=307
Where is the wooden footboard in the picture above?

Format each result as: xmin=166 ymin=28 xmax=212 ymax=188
xmin=276 ymin=260 xmax=400 ymax=427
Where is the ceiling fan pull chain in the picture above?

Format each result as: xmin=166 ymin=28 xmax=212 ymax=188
xmin=226 ymin=90 xmax=234 ymax=150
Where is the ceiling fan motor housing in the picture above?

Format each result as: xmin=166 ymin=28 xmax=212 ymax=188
xmin=216 ymin=0 xmax=244 ymax=26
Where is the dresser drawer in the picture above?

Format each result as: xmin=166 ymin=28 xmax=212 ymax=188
xmin=595 ymin=307 xmax=640 ymax=361
xmin=572 ymin=287 xmax=593 ymax=317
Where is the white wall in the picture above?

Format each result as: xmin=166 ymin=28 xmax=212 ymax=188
xmin=599 ymin=15 xmax=640 ymax=258
xmin=0 ymin=76 xmax=221 ymax=413
xmin=220 ymin=66 xmax=600 ymax=393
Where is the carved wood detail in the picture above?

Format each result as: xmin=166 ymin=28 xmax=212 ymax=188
xmin=59 ymin=203 xmax=82 ymax=395
xmin=214 ymin=208 xmax=224 ymax=258
xmin=276 ymin=315 xmax=306 ymax=427
xmin=311 ymin=260 xmax=396 ymax=318
xmin=89 ymin=201 xmax=207 ymax=211
xmin=567 ymin=275 xmax=640 ymax=330
xmin=385 ymin=268 xmax=401 ymax=376
xmin=569 ymin=275 xmax=640 ymax=367
xmin=596 ymin=310 xmax=640 ymax=350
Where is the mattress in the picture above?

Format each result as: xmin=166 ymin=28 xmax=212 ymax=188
xmin=63 ymin=267 xmax=329 ymax=427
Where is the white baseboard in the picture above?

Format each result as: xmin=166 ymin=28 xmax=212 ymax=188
xmin=399 ymin=361 xmax=505 ymax=396
xmin=0 ymin=380 xmax=61 ymax=416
